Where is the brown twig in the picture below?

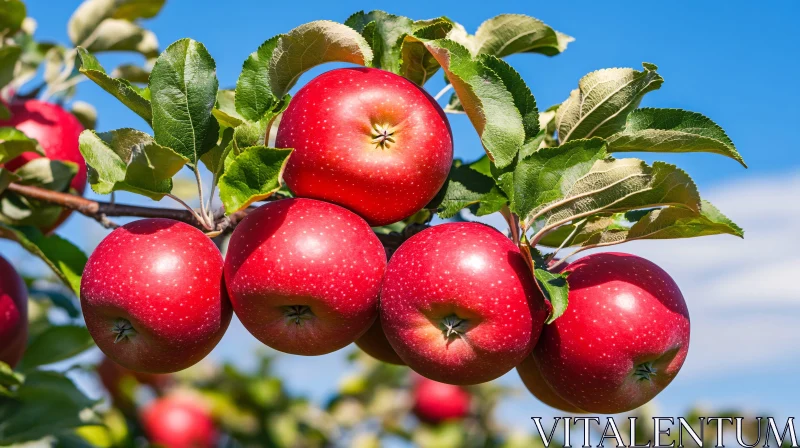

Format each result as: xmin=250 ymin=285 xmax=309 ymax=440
xmin=6 ymin=183 xmax=421 ymax=251
xmin=7 ymin=183 xmax=204 ymax=228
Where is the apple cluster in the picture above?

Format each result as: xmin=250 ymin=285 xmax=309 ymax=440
xmin=0 ymin=67 xmax=690 ymax=416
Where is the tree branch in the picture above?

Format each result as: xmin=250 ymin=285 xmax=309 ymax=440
xmin=7 ymin=183 xmax=203 ymax=227
xmin=5 ymin=183 xmax=424 ymax=251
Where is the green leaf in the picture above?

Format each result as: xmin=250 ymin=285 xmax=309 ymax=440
xmin=70 ymin=101 xmax=97 ymax=130
xmin=234 ymin=35 xmax=281 ymax=122
xmin=79 ymin=128 xmax=189 ymax=200
xmin=68 ymin=0 xmax=116 ymax=45
xmin=235 ymin=21 xmax=372 ymax=122
xmin=0 ymin=362 xmax=23 ymax=388
xmin=83 ymin=19 xmax=158 ymax=58
xmin=540 ymin=200 xmax=743 ymax=248
xmin=76 ymin=48 xmax=152 ymax=125
xmin=218 ymin=146 xmax=292 ymax=213
xmin=528 ymin=158 xmax=700 ymax=231
xmin=213 ymin=89 xmax=243 ymax=128
xmin=448 ymin=14 xmax=573 ymax=58
xmin=0 ymin=159 xmax=78 ymax=228
xmin=346 ymin=10 xmax=414 ymax=73
xmin=28 ymin=287 xmax=81 ymax=318
xmin=110 ymin=63 xmax=150 ymax=83
xmin=432 ymin=160 xmax=507 ymax=218
xmin=533 ymin=266 xmax=569 ymax=324
xmin=111 ymin=0 xmax=165 ymax=21
xmin=0 ymin=0 xmax=25 ymax=35
xmin=479 ymin=55 xmax=539 ymax=141
xmin=403 ymin=36 xmax=524 ymax=168
xmin=68 ymin=0 xmax=164 ymax=46
xmin=270 ymin=22 xmax=373 ymax=97
xmin=200 ymin=126 xmax=234 ymax=182
xmin=0 ymin=103 xmax=9 ymax=120
xmin=205 ymin=96 xmax=289 ymax=186
xmin=346 ymin=11 xmax=452 ymax=84
xmin=512 ymin=138 xmax=607 ymax=221
xmin=0 ymin=225 xmax=87 ymax=295
xmin=0 ymin=127 xmax=43 ymax=163
xmin=556 ymin=63 xmax=663 ymax=143
xmin=607 ymin=108 xmax=745 ymax=167
xmin=150 ymin=38 xmax=219 ymax=166
xmin=0 ymin=169 xmax=19 ymax=194
xmin=0 ymin=370 xmax=99 ymax=445
xmin=10 ymin=158 xmax=77 ymax=192
xmin=0 ymin=45 xmax=21 ymax=89
xmin=18 ymin=325 xmax=94 ymax=371
xmin=398 ymin=19 xmax=453 ymax=85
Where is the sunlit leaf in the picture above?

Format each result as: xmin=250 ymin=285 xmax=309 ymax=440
xmin=556 ymin=63 xmax=663 ymax=143
xmin=218 ymin=146 xmax=293 ymax=213
xmin=79 ymin=128 xmax=189 ymax=200
xmin=150 ymin=38 xmax=219 ymax=166
xmin=76 ymin=48 xmax=152 ymax=125
xmin=448 ymin=14 xmax=573 ymax=58
xmin=0 ymin=224 xmax=86 ymax=295
xmin=607 ymin=108 xmax=745 ymax=167
xmin=18 ymin=325 xmax=94 ymax=371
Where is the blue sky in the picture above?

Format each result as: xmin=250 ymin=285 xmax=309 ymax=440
xmin=6 ymin=0 xmax=800 ymax=427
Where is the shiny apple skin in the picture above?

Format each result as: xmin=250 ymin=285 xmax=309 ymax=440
xmin=80 ymin=219 xmax=232 ymax=373
xmin=412 ymin=376 xmax=470 ymax=424
xmin=380 ymin=222 xmax=547 ymax=385
xmin=516 ymin=355 xmax=585 ymax=413
xmin=275 ymin=67 xmax=453 ymax=226
xmin=141 ymin=396 xmax=217 ymax=448
xmin=355 ymin=319 xmax=405 ymax=365
xmin=1 ymin=100 xmax=86 ymax=232
xmin=533 ymin=252 xmax=690 ymax=414
xmin=0 ymin=255 xmax=27 ymax=368
xmin=224 ymin=198 xmax=386 ymax=356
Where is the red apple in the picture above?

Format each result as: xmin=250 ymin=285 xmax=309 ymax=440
xmin=275 ymin=67 xmax=453 ymax=226
xmin=97 ymin=356 xmax=172 ymax=409
xmin=516 ymin=355 xmax=584 ymax=413
xmin=0 ymin=255 xmax=27 ymax=368
xmin=355 ymin=319 xmax=405 ymax=365
xmin=81 ymin=219 xmax=231 ymax=373
xmin=0 ymin=99 xmax=86 ymax=232
xmin=412 ymin=376 xmax=470 ymax=424
xmin=380 ymin=222 xmax=547 ymax=385
xmin=224 ymin=198 xmax=386 ymax=355
xmin=533 ymin=252 xmax=690 ymax=414
xmin=141 ymin=396 xmax=217 ymax=448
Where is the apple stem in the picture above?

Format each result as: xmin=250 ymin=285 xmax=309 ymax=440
xmin=111 ymin=318 xmax=137 ymax=343
xmin=283 ymin=305 xmax=314 ymax=326
xmin=440 ymin=315 xmax=468 ymax=339
xmin=634 ymin=361 xmax=657 ymax=382
xmin=500 ymin=205 xmax=521 ymax=245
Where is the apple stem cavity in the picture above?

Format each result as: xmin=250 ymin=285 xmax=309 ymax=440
xmin=370 ymin=123 xmax=396 ymax=149
xmin=283 ymin=305 xmax=314 ymax=326
xmin=111 ymin=318 xmax=137 ymax=343
xmin=634 ymin=361 xmax=658 ymax=382
xmin=440 ymin=315 xmax=468 ymax=339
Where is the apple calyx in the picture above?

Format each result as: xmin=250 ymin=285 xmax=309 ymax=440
xmin=112 ymin=318 xmax=137 ymax=343
xmin=370 ymin=123 xmax=396 ymax=149
xmin=283 ymin=305 xmax=314 ymax=326
xmin=440 ymin=315 xmax=468 ymax=339
xmin=633 ymin=361 xmax=658 ymax=382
